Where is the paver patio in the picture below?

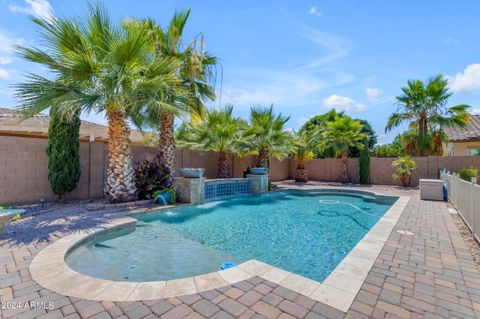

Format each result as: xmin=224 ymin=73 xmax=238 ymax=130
xmin=1 ymin=184 xmax=480 ymax=319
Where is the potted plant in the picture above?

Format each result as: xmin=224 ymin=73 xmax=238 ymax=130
xmin=179 ymin=168 xmax=205 ymax=178
xmin=153 ymin=188 xmax=176 ymax=205
xmin=134 ymin=155 xmax=170 ymax=200
xmin=392 ymin=156 xmax=417 ymax=186
xmin=250 ymin=167 xmax=269 ymax=175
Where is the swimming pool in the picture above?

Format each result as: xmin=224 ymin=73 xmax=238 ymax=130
xmin=66 ymin=189 xmax=398 ymax=283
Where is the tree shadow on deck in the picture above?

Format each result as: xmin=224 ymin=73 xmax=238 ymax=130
xmin=0 ymin=204 xmax=132 ymax=246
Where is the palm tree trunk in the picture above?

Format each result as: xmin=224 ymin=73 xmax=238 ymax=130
xmin=294 ymin=164 xmax=308 ymax=183
xmin=158 ymin=112 xmax=175 ymax=187
xmin=341 ymin=147 xmax=350 ymax=183
xmin=257 ymin=148 xmax=268 ymax=167
xmin=105 ymin=108 xmax=136 ymax=202
xmin=418 ymin=117 xmax=427 ymax=136
xmin=217 ymin=151 xmax=230 ymax=178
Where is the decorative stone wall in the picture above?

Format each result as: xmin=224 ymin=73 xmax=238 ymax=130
xmin=246 ymin=174 xmax=269 ymax=194
xmin=175 ymin=175 xmax=269 ymax=204
xmin=175 ymin=177 xmax=205 ymax=204
xmin=205 ymin=178 xmax=252 ymax=199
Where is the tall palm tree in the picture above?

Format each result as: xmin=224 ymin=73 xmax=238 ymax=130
xmin=386 ymin=75 xmax=470 ymax=156
xmin=292 ymin=130 xmax=315 ymax=183
xmin=321 ymin=117 xmax=366 ymax=183
xmin=177 ymin=105 xmax=244 ymax=178
xmin=14 ymin=4 xmax=180 ymax=202
xmin=242 ymin=105 xmax=292 ymax=168
xmin=299 ymin=109 xmax=345 ymax=158
xmin=125 ymin=10 xmax=217 ymax=187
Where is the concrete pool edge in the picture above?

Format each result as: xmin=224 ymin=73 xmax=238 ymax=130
xmin=29 ymin=190 xmax=410 ymax=313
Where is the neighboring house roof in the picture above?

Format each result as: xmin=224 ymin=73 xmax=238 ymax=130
xmin=444 ymin=114 xmax=480 ymax=142
xmin=0 ymin=107 xmax=146 ymax=145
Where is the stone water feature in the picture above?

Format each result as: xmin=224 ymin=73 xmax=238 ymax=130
xmin=175 ymin=168 xmax=269 ymax=204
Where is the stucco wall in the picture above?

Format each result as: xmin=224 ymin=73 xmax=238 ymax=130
xmin=3 ymin=134 xmax=480 ymax=204
xmin=0 ymin=136 xmax=256 ymax=204
xmin=444 ymin=141 xmax=480 ymax=156
xmin=279 ymin=156 xmax=480 ymax=186
xmin=0 ymin=136 xmax=99 ymax=204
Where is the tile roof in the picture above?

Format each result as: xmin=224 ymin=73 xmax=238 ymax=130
xmin=444 ymin=114 xmax=480 ymax=142
xmin=0 ymin=107 xmax=49 ymax=120
xmin=0 ymin=107 xmax=103 ymax=127
xmin=0 ymin=107 xmax=146 ymax=144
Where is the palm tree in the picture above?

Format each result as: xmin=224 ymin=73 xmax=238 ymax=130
xmin=177 ymin=105 xmax=244 ymax=178
xmin=386 ymin=75 xmax=470 ymax=156
xmin=14 ymin=4 xmax=180 ymax=202
xmin=321 ymin=117 xmax=366 ymax=183
xmin=242 ymin=105 xmax=292 ymax=168
xmin=125 ymin=10 xmax=217 ymax=187
xmin=292 ymin=130 xmax=315 ymax=183
xmin=392 ymin=156 xmax=417 ymax=187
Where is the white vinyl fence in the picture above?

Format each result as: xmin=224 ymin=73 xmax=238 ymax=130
xmin=441 ymin=170 xmax=480 ymax=242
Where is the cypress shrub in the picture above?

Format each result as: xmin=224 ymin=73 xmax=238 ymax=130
xmin=359 ymin=146 xmax=370 ymax=184
xmin=46 ymin=107 xmax=81 ymax=198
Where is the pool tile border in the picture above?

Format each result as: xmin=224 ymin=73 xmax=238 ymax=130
xmin=29 ymin=191 xmax=410 ymax=313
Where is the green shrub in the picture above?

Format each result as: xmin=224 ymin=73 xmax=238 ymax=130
xmin=392 ymin=156 xmax=416 ymax=187
xmin=457 ymin=168 xmax=478 ymax=182
xmin=359 ymin=146 xmax=370 ymax=184
xmin=46 ymin=107 xmax=81 ymax=198
xmin=152 ymin=188 xmax=176 ymax=204
xmin=134 ymin=155 xmax=171 ymax=199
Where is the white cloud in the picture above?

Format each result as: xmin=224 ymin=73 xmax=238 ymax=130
xmin=0 ymin=68 xmax=10 ymax=80
xmin=9 ymin=0 xmax=54 ymax=22
xmin=222 ymin=68 xmax=353 ymax=108
xmin=366 ymin=87 xmax=382 ymax=101
xmin=221 ymin=27 xmax=353 ymax=109
xmin=443 ymin=37 xmax=459 ymax=45
xmin=0 ymin=57 xmax=12 ymax=65
xmin=308 ymin=5 xmax=322 ymax=17
xmin=297 ymin=117 xmax=309 ymax=126
xmin=447 ymin=64 xmax=480 ymax=93
xmin=299 ymin=28 xmax=350 ymax=69
xmin=0 ymin=30 xmax=23 ymax=54
xmin=471 ymin=108 xmax=480 ymax=115
xmin=322 ymin=94 xmax=366 ymax=112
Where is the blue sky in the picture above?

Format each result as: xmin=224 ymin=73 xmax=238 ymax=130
xmin=0 ymin=0 xmax=479 ymax=143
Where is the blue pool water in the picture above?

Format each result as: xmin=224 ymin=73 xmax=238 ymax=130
xmin=66 ymin=190 xmax=397 ymax=282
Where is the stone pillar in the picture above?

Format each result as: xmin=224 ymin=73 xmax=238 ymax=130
xmin=175 ymin=177 xmax=205 ymax=204
xmin=246 ymin=174 xmax=269 ymax=194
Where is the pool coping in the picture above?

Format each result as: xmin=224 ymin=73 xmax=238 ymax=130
xmin=29 ymin=188 xmax=410 ymax=313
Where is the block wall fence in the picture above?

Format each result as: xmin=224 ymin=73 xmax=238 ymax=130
xmin=1 ymin=135 xmax=480 ymax=204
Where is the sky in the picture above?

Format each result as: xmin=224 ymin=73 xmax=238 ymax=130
xmin=0 ymin=0 xmax=479 ymax=144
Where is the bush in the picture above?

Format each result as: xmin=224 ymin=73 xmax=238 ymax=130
xmin=46 ymin=107 xmax=81 ymax=199
xmin=359 ymin=147 xmax=370 ymax=184
xmin=134 ymin=155 xmax=171 ymax=199
xmin=392 ymin=156 xmax=416 ymax=187
xmin=457 ymin=168 xmax=478 ymax=182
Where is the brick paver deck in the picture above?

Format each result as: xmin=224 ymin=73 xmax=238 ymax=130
xmin=1 ymin=185 xmax=480 ymax=318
